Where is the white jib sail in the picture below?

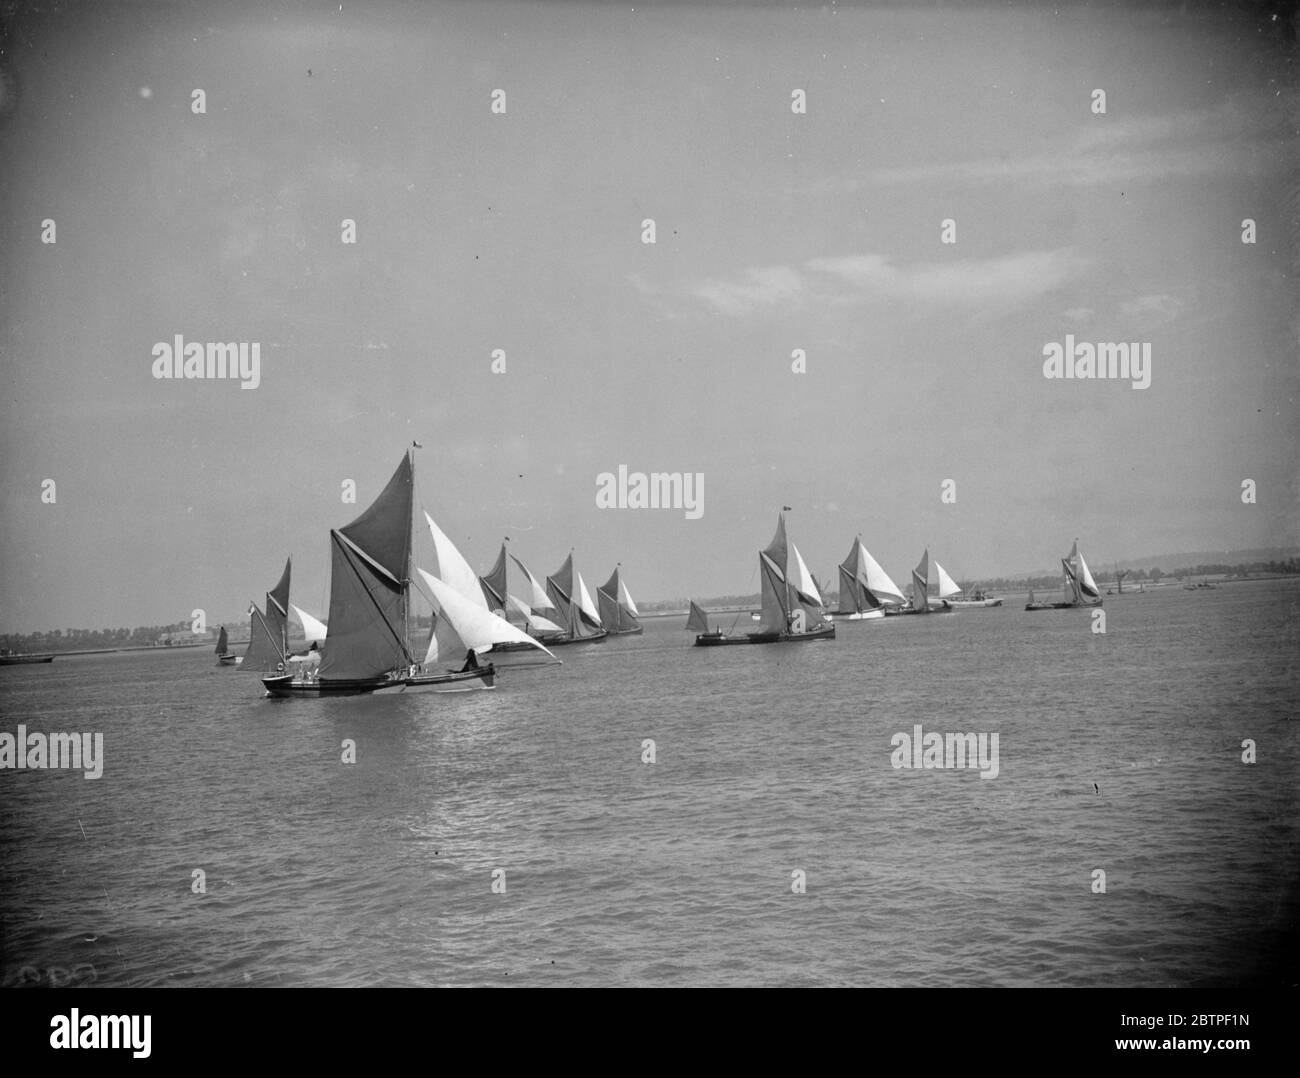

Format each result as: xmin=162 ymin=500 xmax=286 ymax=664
xmin=791 ymin=542 xmax=823 ymax=606
xmin=507 ymin=593 xmax=563 ymax=633
xmin=425 ymin=512 xmax=488 ymax=609
xmin=577 ymin=571 xmax=602 ymax=624
xmin=862 ymin=543 xmax=906 ymax=605
xmin=291 ymin=604 xmax=328 ymax=643
xmin=933 ymin=560 xmax=961 ymax=599
xmin=420 ymin=570 xmax=557 ymax=664
xmin=618 ymin=578 xmax=640 ymax=616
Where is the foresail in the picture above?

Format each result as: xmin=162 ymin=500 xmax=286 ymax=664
xmin=791 ymin=542 xmax=823 ymax=606
xmin=420 ymin=569 xmax=556 ymax=662
xmin=862 ymin=544 xmax=906 ymax=605
xmin=576 ymin=571 xmax=602 ymax=627
xmin=424 ymin=511 xmax=488 ymax=609
xmin=511 ymin=555 xmax=556 ymax=613
xmin=292 ymin=604 xmax=328 ymax=644
xmin=618 ymin=579 xmax=640 ymax=617
xmin=934 ymin=560 xmax=961 ymax=599
xmin=1076 ymin=550 xmax=1101 ymax=600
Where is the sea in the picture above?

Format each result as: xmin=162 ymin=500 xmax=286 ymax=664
xmin=2 ymin=579 xmax=1296 ymax=989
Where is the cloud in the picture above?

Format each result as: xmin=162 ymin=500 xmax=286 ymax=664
xmin=1119 ymin=293 xmax=1183 ymax=327
xmin=692 ymin=265 xmax=807 ymax=316
xmin=833 ymin=89 xmax=1299 ymax=191
xmin=687 ymin=248 xmax=1086 ymax=316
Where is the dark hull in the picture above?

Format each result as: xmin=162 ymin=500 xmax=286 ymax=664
xmin=1026 ymin=601 xmax=1102 ymax=610
xmin=262 ymin=673 xmax=393 ymax=697
xmin=489 ymin=638 xmax=562 ymax=653
xmin=604 ymin=625 xmax=645 ymax=636
xmin=890 ymin=602 xmax=955 ymax=615
xmin=695 ymin=624 xmax=836 ymax=647
xmin=0 ymin=654 xmax=54 ymax=665
xmin=262 ymin=666 xmax=495 ymax=696
xmin=217 ymin=654 xmax=239 ymax=666
xmin=546 ymin=629 xmax=609 ymax=646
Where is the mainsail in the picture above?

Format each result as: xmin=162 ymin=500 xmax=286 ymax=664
xmin=757 ymin=515 xmax=791 ymax=634
xmin=597 ymin=567 xmax=642 ymax=633
xmin=242 ymin=557 xmax=293 ymax=670
xmin=479 ymin=544 xmax=509 ymax=616
xmin=911 ymin=549 xmax=931 ymax=612
xmin=318 ymin=453 xmax=415 ymax=681
xmin=215 ymin=626 xmax=229 ymax=655
xmin=686 ymin=600 xmax=711 ymax=634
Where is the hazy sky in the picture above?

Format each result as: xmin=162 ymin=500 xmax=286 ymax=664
xmin=1 ymin=0 xmax=1296 ymax=632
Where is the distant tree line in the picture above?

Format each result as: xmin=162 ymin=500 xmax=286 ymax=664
xmin=1 ymin=621 xmax=207 ymax=654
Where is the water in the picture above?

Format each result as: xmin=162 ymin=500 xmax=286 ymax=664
xmin=2 ymin=580 xmax=1296 ymax=987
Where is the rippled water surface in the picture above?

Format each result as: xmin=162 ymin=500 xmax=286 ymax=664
xmin=2 ymin=580 xmax=1297 ymax=986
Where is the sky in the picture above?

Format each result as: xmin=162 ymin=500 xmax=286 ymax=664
xmin=0 ymin=0 xmax=1296 ymax=632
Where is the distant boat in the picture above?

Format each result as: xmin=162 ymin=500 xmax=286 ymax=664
xmin=694 ymin=513 xmax=835 ymax=646
xmin=948 ymin=586 xmax=1003 ymax=608
xmin=899 ymin=549 xmax=959 ymax=614
xmin=0 ymin=650 xmax=54 ymax=665
xmin=597 ymin=566 xmax=644 ymax=635
xmin=685 ymin=599 xmax=723 ymax=641
xmin=215 ymin=626 xmax=239 ymax=666
xmin=1026 ymin=539 xmax=1103 ymax=610
xmin=478 ymin=544 xmax=567 ymax=648
xmin=262 ymin=449 xmax=496 ymax=696
xmin=545 ymin=553 xmax=608 ymax=645
xmin=241 ymin=557 xmax=292 ymax=672
xmin=837 ymin=536 xmax=906 ymax=620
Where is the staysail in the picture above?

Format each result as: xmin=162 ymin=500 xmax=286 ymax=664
xmin=318 ymin=453 xmax=415 ymax=681
xmin=424 ymin=512 xmax=488 ymax=610
xmin=291 ymin=605 xmax=328 ymax=644
xmin=419 ymin=569 xmax=556 ymax=666
xmin=933 ymin=560 xmax=961 ymax=600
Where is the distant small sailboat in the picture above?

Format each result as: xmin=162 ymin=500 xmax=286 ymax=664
xmin=597 ymin=566 xmax=644 ymax=635
xmin=685 ymin=599 xmax=722 ymax=641
xmin=837 ymin=536 xmax=906 ymax=620
xmin=215 ymin=626 xmax=239 ymax=666
xmin=478 ymin=545 xmax=567 ymax=648
xmin=1026 ymin=539 xmax=1103 ymax=610
xmin=545 ymin=553 xmax=608 ymax=645
xmin=901 ymin=549 xmax=959 ymax=614
xmin=695 ymin=514 xmax=835 ymax=646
